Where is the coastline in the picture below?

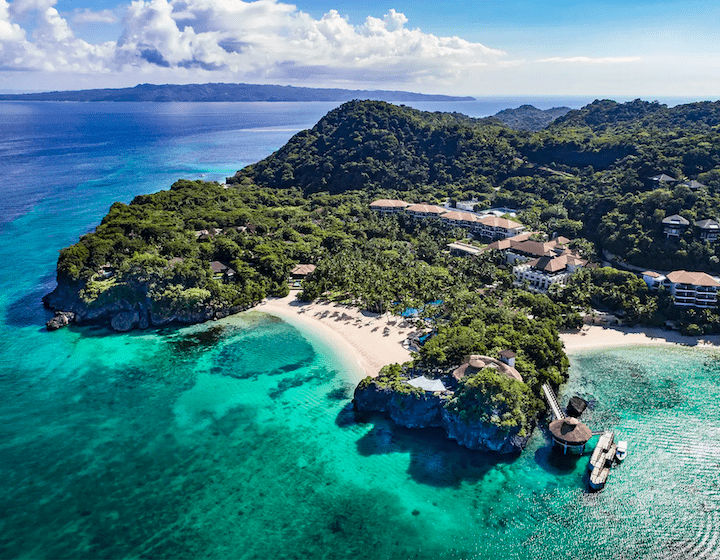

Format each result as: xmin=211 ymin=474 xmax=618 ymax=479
xmin=559 ymin=324 xmax=720 ymax=353
xmin=254 ymin=294 xmax=413 ymax=380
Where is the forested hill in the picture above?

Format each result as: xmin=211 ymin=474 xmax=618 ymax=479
xmin=491 ymin=105 xmax=571 ymax=131
xmin=233 ymin=98 xmax=720 ymax=273
xmin=0 ymin=82 xmax=474 ymax=103
xmin=230 ymin=100 xmax=519 ymax=194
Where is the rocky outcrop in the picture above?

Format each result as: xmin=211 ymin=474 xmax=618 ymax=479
xmin=43 ymin=281 xmax=253 ymax=332
xmin=46 ymin=311 xmax=76 ymax=331
xmin=354 ymin=379 xmax=529 ymax=454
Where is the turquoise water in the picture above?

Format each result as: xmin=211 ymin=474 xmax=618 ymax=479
xmin=1 ymin=101 xmax=720 ymax=558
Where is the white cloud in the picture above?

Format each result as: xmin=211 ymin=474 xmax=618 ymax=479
xmin=537 ymin=56 xmax=641 ymax=64
xmin=0 ymin=0 xmax=506 ymax=85
xmin=72 ymin=9 xmax=119 ymax=25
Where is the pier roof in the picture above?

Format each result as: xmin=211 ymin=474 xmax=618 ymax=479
xmin=548 ymin=417 xmax=592 ymax=444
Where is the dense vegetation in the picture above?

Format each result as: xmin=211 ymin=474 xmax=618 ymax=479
xmin=53 ymin=97 xmax=720 ymax=433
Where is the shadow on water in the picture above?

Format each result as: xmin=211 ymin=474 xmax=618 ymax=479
xmin=341 ymin=408 xmax=516 ymax=488
xmin=5 ymin=285 xmax=54 ymax=328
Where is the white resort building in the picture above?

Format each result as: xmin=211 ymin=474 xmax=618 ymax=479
xmin=513 ymin=253 xmax=588 ymax=293
xmin=642 ymin=270 xmax=720 ymax=309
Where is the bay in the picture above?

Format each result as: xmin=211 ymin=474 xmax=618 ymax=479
xmin=1 ymin=100 xmax=719 ymax=559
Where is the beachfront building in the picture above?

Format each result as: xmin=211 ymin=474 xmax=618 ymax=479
xmin=405 ymin=203 xmax=449 ymax=220
xmin=370 ymin=199 xmax=410 ymax=214
xmin=662 ymin=214 xmax=690 ymax=238
xmin=697 ymin=219 xmax=720 ymax=242
xmin=664 ymin=270 xmax=720 ymax=308
xmin=513 ymin=253 xmax=588 ymax=293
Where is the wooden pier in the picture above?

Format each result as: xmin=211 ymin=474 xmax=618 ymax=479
xmin=588 ymin=431 xmax=618 ymax=490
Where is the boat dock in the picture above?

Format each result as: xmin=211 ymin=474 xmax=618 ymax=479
xmin=588 ymin=431 xmax=618 ymax=490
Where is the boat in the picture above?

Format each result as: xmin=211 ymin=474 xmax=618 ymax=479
xmin=616 ymin=440 xmax=628 ymax=461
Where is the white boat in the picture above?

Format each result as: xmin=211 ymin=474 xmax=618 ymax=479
xmin=616 ymin=440 xmax=628 ymax=461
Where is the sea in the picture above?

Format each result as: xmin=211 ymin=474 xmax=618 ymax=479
xmin=1 ymin=98 xmax=719 ymax=559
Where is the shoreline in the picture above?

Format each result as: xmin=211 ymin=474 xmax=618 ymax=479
xmin=254 ymin=294 xmax=414 ymax=380
xmin=559 ymin=324 xmax=720 ymax=353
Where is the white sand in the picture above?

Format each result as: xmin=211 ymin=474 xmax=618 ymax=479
xmin=559 ymin=324 xmax=720 ymax=353
xmin=256 ymin=295 xmax=720 ymax=376
xmin=256 ymin=294 xmax=414 ymax=379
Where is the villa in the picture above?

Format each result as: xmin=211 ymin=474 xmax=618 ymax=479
xmin=697 ymin=219 xmax=720 ymax=242
xmin=662 ymin=214 xmax=690 ymax=238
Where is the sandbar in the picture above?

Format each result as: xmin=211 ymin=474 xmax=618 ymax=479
xmin=257 ymin=294 xmax=414 ymax=379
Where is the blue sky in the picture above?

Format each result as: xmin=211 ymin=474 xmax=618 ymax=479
xmin=2 ymin=0 xmax=719 ymax=97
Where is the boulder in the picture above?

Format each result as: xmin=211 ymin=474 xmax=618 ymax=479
xmin=46 ymin=311 xmax=75 ymax=331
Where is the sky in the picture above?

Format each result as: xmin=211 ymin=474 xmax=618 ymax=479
xmin=1 ymin=0 xmax=719 ymax=97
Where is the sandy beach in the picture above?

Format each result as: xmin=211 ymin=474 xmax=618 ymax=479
xmin=257 ymin=294 xmax=415 ymax=379
xmin=257 ymin=294 xmax=720 ymax=379
xmin=559 ymin=324 xmax=720 ymax=352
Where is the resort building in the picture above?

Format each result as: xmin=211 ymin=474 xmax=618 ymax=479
xmin=441 ymin=210 xmax=481 ymax=229
xmin=370 ymin=199 xmax=410 ymax=214
xmin=452 ymin=354 xmax=523 ymax=385
xmin=665 ymin=270 xmax=720 ymax=309
xmin=697 ymin=219 xmax=720 ymax=242
xmin=456 ymin=199 xmax=479 ymax=212
xmin=513 ymin=253 xmax=587 ymax=293
xmin=662 ymin=214 xmax=690 ymax=238
xmin=641 ymin=270 xmax=665 ymax=291
xmin=291 ymin=264 xmax=316 ymax=278
xmin=405 ymin=203 xmax=449 ymax=220
xmin=475 ymin=216 xmax=525 ymax=240
xmin=447 ymin=242 xmax=483 ymax=257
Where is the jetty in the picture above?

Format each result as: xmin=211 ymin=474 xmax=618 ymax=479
xmin=588 ymin=431 xmax=618 ymax=490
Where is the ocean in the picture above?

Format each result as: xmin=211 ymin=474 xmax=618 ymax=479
xmin=1 ymin=99 xmax=719 ymax=559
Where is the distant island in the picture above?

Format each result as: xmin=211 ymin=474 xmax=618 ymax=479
xmin=0 ymin=82 xmax=475 ymax=103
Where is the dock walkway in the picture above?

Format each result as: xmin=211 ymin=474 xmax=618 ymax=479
xmin=542 ymin=383 xmax=565 ymax=421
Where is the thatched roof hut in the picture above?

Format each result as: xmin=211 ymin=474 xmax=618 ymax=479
xmin=452 ymin=355 xmax=523 ymax=383
xmin=549 ymin=417 xmax=592 ymax=445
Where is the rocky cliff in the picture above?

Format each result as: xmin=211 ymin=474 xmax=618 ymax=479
xmin=42 ymin=281 xmax=250 ymax=332
xmin=354 ymin=379 xmax=531 ymax=454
